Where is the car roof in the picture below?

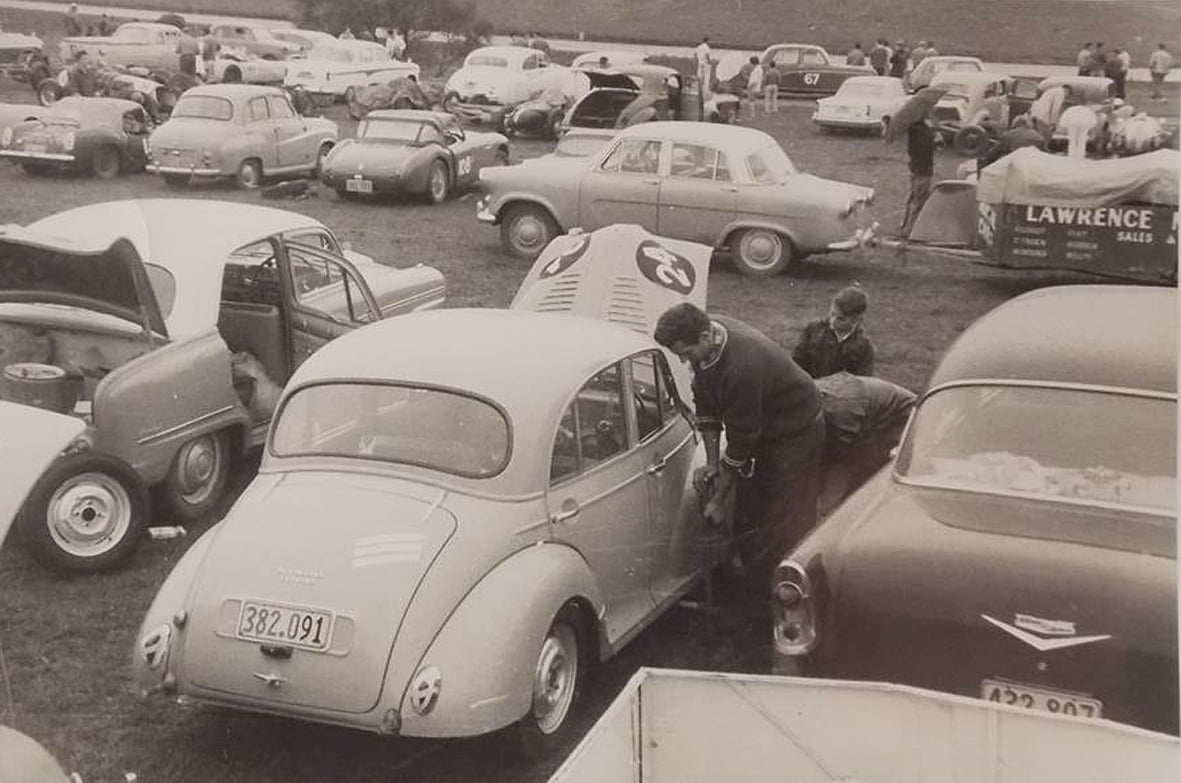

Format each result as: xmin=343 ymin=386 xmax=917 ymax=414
xmin=183 ymin=83 xmax=287 ymax=100
xmin=23 ymin=199 xmax=326 ymax=340
xmin=365 ymin=109 xmax=451 ymax=125
xmin=762 ymin=43 xmax=827 ymax=52
xmin=311 ymin=39 xmax=385 ymax=53
xmin=616 ymin=121 xmax=774 ymax=147
xmin=841 ymin=75 xmax=904 ymax=87
xmin=931 ymin=70 xmax=1011 ymax=85
xmin=466 ymin=45 xmax=539 ymax=63
xmin=117 ymin=22 xmax=175 ymax=32
xmin=922 ymin=55 xmax=983 ymax=64
xmin=928 ymin=285 xmax=1176 ymax=395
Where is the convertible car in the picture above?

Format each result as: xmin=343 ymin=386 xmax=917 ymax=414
xmin=320 ymin=110 xmax=508 ymax=204
xmin=477 ymin=122 xmax=876 ymax=275
xmin=132 ymin=226 xmax=725 ymax=757
xmin=772 ymin=285 xmax=1178 ymax=735
xmin=0 ymin=199 xmax=444 ymax=573
xmin=0 ymin=96 xmax=150 ymax=178
xmin=758 ymin=43 xmax=873 ymax=96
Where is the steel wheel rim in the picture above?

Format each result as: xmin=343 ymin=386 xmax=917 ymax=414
xmin=46 ymin=473 xmax=132 ymax=558
xmin=739 ymin=230 xmax=783 ymax=270
xmin=531 ymin=624 xmax=578 ymax=735
xmin=174 ymin=434 xmax=224 ymax=505
xmin=511 ymin=213 xmax=549 ymax=252
xmin=429 ymin=165 xmax=447 ymax=201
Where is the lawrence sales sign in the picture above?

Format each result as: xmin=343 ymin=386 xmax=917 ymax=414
xmin=983 ymin=203 xmax=1178 ymax=282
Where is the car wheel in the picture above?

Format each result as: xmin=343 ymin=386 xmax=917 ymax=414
xmin=335 ymin=188 xmax=361 ymax=201
xmin=36 ymin=78 xmax=60 ymax=106
xmin=733 ymin=228 xmax=794 ymax=276
xmin=954 ymin=125 xmax=990 ymax=157
xmin=515 ymin=606 xmax=586 ymax=761
xmin=17 ymin=452 xmax=148 ymax=574
xmin=90 ymin=145 xmax=121 ymax=179
xmin=424 ymin=159 xmax=449 ymax=204
xmin=162 ymin=173 xmax=190 ymax=189
xmin=223 ymin=65 xmax=242 ymax=84
xmin=157 ymin=430 xmax=231 ymax=522
xmin=441 ymin=90 xmax=459 ymax=112
xmin=313 ymin=142 xmax=333 ymax=180
xmin=500 ymin=203 xmax=559 ymax=259
xmin=235 ymin=159 xmax=263 ymax=190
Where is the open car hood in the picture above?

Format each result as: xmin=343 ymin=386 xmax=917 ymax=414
xmin=0 ymin=229 xmax=168 ymax=337
xmin=0 ymin=401 xmax=85 ymax=545
xmin=584 ymin=70 xmax=641 ymax=90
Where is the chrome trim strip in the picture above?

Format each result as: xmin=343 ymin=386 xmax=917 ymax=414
xmin=137 ymin=405 xmax=236 ymax=445
xmin=893 ymin=475 xmax=1176 ymax=518
xmin=149 ymin=164 xmax=222 ymax=176
xmin=923 ymin=378 xmax=1177 ymax=402
xmin=0 ymin=151 xmax=74 ymax=161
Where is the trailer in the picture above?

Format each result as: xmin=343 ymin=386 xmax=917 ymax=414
xmin=550 ymin=668 xmax=1180 ymax=783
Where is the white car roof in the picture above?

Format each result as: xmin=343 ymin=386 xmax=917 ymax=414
xmin=615 ymin=120 xmax=776 ymax=149
xmin=465 ymin=45 xmax=540 ymax=66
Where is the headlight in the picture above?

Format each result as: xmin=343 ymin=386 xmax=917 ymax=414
xmin=61 ymin=132 xmax=75 ymax=151
xmin=0 ymin=127 xmax=11 ymax=147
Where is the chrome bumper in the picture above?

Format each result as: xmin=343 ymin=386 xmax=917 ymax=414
xmin=148 ymin=163 xmax=222 ymax=177
xmin=475 ymin=196 xmax=497 ymax=224
xmin=826 ymin=221 xmax=879 ymax=251
xmin=1 ymin=150 xmax=75 ymax=162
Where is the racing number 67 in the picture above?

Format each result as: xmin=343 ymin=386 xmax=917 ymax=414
xmin=803 ymin=72 xmax=820 ymax=86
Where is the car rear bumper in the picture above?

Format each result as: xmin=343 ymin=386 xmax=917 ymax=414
xmin=812 ymin=113 xmax=880 ymax=129
xmin=323 ymin=173 xmax=407 ymax=195
xmin=148 ymin=163 xmax=223 ymax=177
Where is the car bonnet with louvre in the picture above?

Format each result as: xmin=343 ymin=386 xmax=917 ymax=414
xmin=927 ymin=285 xmax=1176 ymax=394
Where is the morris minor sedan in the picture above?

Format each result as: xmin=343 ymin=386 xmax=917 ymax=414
xmin=0 ymin=199 xmax=444 ymax=573
xmin=442 ymin=46 xmax=567 ymax=126
xmin=759 ymin=43 xmax=873 ymax=96
xmin=146 ymin=84 xmax=337 ymax=189
xmin=0 ymin=96 xmax=150 ymax=178
xmin=320 ymin=110 xmax=508 ymax=204
xmin=772 ymin=285 xmax=1178 ymax=735
xmin=133 ymin=230 xmax=725 ymax=755
xmin=477 ymin=122 xmax=876 ymax=276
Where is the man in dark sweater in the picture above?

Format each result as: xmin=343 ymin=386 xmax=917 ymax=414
xmin=792 ymin=285 xmax=876 ymax=379
xmin=900 ymin=111 xmax=937 ymax=238
xmin=655 ymin=303 xmax=825 ymax=612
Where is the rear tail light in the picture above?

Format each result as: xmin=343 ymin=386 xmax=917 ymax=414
xmin=772 ymin=561 xmax=817 ymax=656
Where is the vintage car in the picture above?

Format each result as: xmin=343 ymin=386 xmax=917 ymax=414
xmin=477 ymin=122 xmax=876 ymax=275
xmin=284 ymin=40 xmax=420 ymax=104
xmin=812 ymin=75 xmax=908 ymax=133
xmin=270 ymin=28 xmax=338 ymax=58
xmin=146 ymin=84 xmax=337 ymax=189
xmin=208 ymin=24 xmax=302 ymax=61
xmin=758 ymin=43 xmax=873 ymax=96
xmin=570 ymin=50 xmax=650 ymax=71
xmin=559 ymin=66 xmax=741 ymax=137
xmin=321 ymin=109 xmax=508 ymax=204
xmin=0 ymin=199 xmax=445 ymax=573
xmin=905 ymin=55 xmax=984 ymax=92
xmin=0 ymin=30 xmax=44 ymax=82
xmin=929 ymin=70 xmax=1038 ymax=146
xmin=59 ymin=22 xmax=182 ymax=72
xmin=0 ymin=96 xmax=151 ymax=178
xmin=771 ymin=284 xmax=1178 ymax=735
xmin=1036 ymin=75 xmax=1117 ymax=151
xmin=209 ymin=53 xmax=289 ymax=85
xmin=131 ymin=224 xmax=724 ymax=756
xmin=0 ymin=102 xmax=41 ymax=136
xmin=346 ymin=75 xmax=436 ymax=120
xmin=442 ymin=46 xmax=567 ymax=127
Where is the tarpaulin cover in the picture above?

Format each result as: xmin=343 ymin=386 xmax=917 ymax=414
xmin=977 ymin=147 xmax=1181 ymax=206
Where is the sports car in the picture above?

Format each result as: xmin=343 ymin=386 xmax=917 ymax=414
xmin=758 ymin=43 xmax=873 ymax=96
xmin=0 ymin=96 xmax=151 ymax=178
xmin=209 ymin=53 xmax=289 ymax=85
xmin=59 ymin=22 xmax=182 ymax=72
xmin=320 ymin=110 xmax=508 ymax=204
xmin=812 ymin=75 xmax=908 ymax=133
xmin=132 ymin=225 xmax=726 ymax=757
xmin=0 ymin=30 xmax=44 ymax=82
xmin=0 ymin=199 xmax=444 ymax=573
xmin=771 ymin=285 xmax=1178 ymax=735
xmin=477 ymin=122 xmax=876 ymax=276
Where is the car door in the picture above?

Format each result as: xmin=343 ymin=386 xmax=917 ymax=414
xmin=275 ymin=239 xmax=381 ymax=369
xmin=266 ymin=93 xmax=310 ymax=169
xmin=547 ymin=362 xmax=655 ymax=644
xmin=440 ymin=117 xmax=480 ymax=188
xmin=770 ymin=47 xmax=804 ymax=92
xmin=658 ymin=142 xmax=736 ymax=245
xmin=245 ymin=95 xmax=280 ymax=169
xmin=579 ymin=136 xmax=662 ymax=232
xmin=121 ymin=106 xmax=150 ymax=168
xmin=799 ymin=48 xmax=834 ymax=94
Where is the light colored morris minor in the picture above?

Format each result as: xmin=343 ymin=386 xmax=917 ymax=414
xmin=284 ymin=40 xmax=420 ymax=104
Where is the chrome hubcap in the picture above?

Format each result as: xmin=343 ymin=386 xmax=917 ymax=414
xmin=512 ymin=215 xmax=546 ymax=251
xmin=47 ymin=473 xmax=131 ymax=557
xmin=175 ymin=435 xmax=222 ymax=504
xmin=741 ymin=231 xmax=782 ymax=269
xmin=430 ymin=168 xmax=446 ymax=200
xmin=532 ymin=625 xmax=577 ymax=735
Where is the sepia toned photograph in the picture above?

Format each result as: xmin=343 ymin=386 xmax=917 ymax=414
xmin=0 ymin=0 xmax=1177 ymax=780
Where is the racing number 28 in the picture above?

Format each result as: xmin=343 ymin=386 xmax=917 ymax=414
xmin=457 ymin=155 xmax=472 ymax=176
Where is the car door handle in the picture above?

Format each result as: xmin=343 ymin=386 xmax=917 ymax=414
xmin=551 ymin=499 xmax=580 ymax=524
xmin=646 ymin=457 xmax=667 ymax=476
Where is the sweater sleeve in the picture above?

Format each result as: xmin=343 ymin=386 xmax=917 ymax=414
xmin=718 ymin=358 xmax=765 ymax=466
xmin=792 ymin=322 xmax=817 ymax=377
xmin=847 ymin=335 xmax=876 ymax=376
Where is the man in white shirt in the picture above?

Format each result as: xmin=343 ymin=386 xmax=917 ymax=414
xmin=695 ymin=36 xmax=713 ymax=99
xmin=1148 ymin=43 xmax=1172 ymax=101
xmin=386 ymin=28 xmax=406 ymax=60
xmin=746 ymin=56 xmax=764 ymax=118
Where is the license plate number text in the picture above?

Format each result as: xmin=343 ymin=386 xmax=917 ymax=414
xmin=346 ymin=178 xmax=373 ymax=193
xmin=236 ymin=601 xmax=334 ymax=652
xmin=982 ymin=678 xmax=1102 ymax=719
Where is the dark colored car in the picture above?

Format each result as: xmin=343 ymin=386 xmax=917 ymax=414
xmin=772 ymin=285 xmax=1178 ymax=735
xmin=0 ymin=96 xmax=150 ymax=178
xmin=758 ymin=43 xmax=874 ymax=96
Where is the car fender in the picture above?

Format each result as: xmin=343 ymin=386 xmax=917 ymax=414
xmin=715 ymin=219 xmax=800 ymax=252
xmin=397 ymin=542 xmax=604 ymax=737
xmin=487 ymin=191 xmax=569 ymax=229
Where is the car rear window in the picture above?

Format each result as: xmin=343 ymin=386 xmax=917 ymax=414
xmin=172 ymin=95 xmax=233 ymax=121
xmin=358 ymin=118 xmax=426 ymax=142
xmin=839 ymin=81 xmax=886 ymax=97
xmin=896 ymin=385 xmax=1176 ymax=512
xmin=271 ymin=382 xmax=511 ymax=478
xmin=308 ymin=45 xmax=352 ymax=63
xmin=467 ymin=55 xmax=508 ymax=68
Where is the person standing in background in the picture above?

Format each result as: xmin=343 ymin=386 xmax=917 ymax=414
xmin=1148 ymin=43 xmax=1172 ymax=101
xmin=889 ymin=41 xmax=909 ymax=79
xmin=1090 ymin=42 xmax=1107 ymax=77
xmin=900 ymin=109 xmax=937 ymax=239
xmin=846 ymin=42 xmax=866 ymax=67
xmin=695 ymin=35 xmax=714 ymax=98
xmin=176 ymin=27 xmax=199 ymax=77
xmin=868 ymin=39 xmax=890 ymax=76
xmin=1076 ymin=42 xmax=1093 ymax=76
xmin=386 ymin=28 xmax=406 ymax=60
xmin=792 ymin=286 xmax=877 ymax=379
xmin=64 ymin=3 xmax=82 ymax=36
xmin=746 ymin=56 xmax=764 ymax=118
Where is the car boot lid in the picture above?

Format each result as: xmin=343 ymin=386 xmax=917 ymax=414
xmin=0 ymin=400 xmax=85 ymax=545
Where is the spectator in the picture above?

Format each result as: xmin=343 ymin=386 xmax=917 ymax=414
xmin=596 ymin=55 xmax=610 ymax=70
xmin=763 ymin=61 xmax=780 ymax=112
xmin=529 ymin=33 xmax=550 ymax=52
xmin=924 ymin=39 xmax=939 ymax=58
xmin=889 ymin=41 xmax=909 ymax=79
xmin=846 ymin=42 xmax=866 ymax=67
xmin=65 ymin=50 xmax=98 ymax=97
xmin=386 ymin=28 xmax=406 ymax=60
xmin=792 ymin=286 xmax=876 ymax=379
xmin=1149 ymin=43 xmax=1172 ymax=101
xmin=695 ymin=35 xmax=714 ymax=98
xmin=1029 ymin=82 xmax=1072 ymax=137
xmin=1076 ymin=42 xmax=1094 ymax=76
xmin=655 ymin=303 xmax=825 ymax=629
xmin=745 ymin=55 xmax=764 ymax=118
xmin=1106 ymin=47 xmax=1128 ymax=99
xmin=339 ymin=27 xmax=355 ymax=40
xmin=900 ymin=109 xmax=937 ymax=238
xmin=176 ymin=27 xmax=200 ymax=77
xmin=64 ymin=3 xmax=82 ymax=36
xmin=98 ymin=13 xmax=113 ymax=36
xmin=1090 ymin=41 xmax=1107 ymax=77
xmin=200 ymin=33 xmax=221 ymax=80
xmin=910 ymin=40 xmax=930 ymax=67
xmin=868 ymin=38 xmax=890 ymax=76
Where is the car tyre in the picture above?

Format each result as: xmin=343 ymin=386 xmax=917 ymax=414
xmin=156 ymin=430 xmax=232 ymax=523
xmin=335 ymin=188 xmax=361 ymax=201
xmin=235 ymin=159 xmax=263 ymax=190
xmin=313 ymin=142 xmax=333 ymax=180
xmin=17 ymin=452 xmax=148 ymax=574
xmin=733 ymin=228 xmax=795 ymax=276
xmin=90 ymin=145 xmax=121 ymax=179
xmin=500 ymin=203 xmax=559 ymax=259
xmin=223 ymin=65 xmax=242 ymax=84
xmin=36 ymin=77 xmax=60 ymax=106
xmin=424 ymin=159 xmax=449 ymax=204
xmin=515 ymin=606 xmax=587 ymax=761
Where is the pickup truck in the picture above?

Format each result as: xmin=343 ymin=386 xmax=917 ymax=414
xmin=59 ymin=21 xmax=180 ymax=72
xmin=550 ymin=668 xmax=1180 ymax=783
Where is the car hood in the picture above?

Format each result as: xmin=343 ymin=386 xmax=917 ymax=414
xmin=447 ymin=66 xmax=521 ymax=92
xmin=483 ymin=155 xmax=586 ymax=185
xmin=0 ymin=401 xmax=85 ymax=545
xmin=325 ymin=139 xmax=418 ymax=172
xmin=829 ymin=483 xmax=1176 ymax=655
xmin=149 ymin=118 xmax=241 ymax=148
xmin=180 ymin=471 xmax=457 ymax=713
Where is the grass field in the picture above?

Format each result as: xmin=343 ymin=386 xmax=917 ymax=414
xmin=16 ymin=0 xmax=1181 ymax=66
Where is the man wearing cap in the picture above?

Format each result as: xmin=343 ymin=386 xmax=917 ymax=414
xmin=655 ymin=303 xmax=825 ymax=622
xmin=793 ymin=286 xmax=877 ymax=379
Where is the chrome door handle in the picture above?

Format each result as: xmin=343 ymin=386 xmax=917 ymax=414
xmin=645 ymin=457 xmax=666 ymax=476
xmin=551 ymin=501 xmax=580 ymax=524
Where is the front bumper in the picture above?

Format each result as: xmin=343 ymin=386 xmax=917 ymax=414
xmin=147 ymin=163 xmax=223 ymax=177
xmin=475 ymin=195 xmax=497 ymax=224
xmin=1 ymin=150 xmax=75 ymax=163
xmin=826 ymin=221 xmax=879 ymax=251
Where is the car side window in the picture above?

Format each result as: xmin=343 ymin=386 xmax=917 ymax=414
xmin=420 ymin=123 xmax=445 ymax=145
xmin=550 ymin=364 xmax=629 ymax=484
xmin=669 ymin=143 xmax=730 ymax=182
xmin=774 ymin=49 xmax=800 ymax=67
xmin=288 ymin=247 xmax=377 ymax=324
xmin=522 ymin=54 xmax=537 ymax=71
xmin=801 ymin=50 xmax=824 ymax=65
xmin=285 ymin=230 xmax=341 ymax=255
xmin=602 ymin=138 xmax=661 ymax=175
xmin=630 ymin=352 xmax=677 ymax=441
xmin=248 ymin=96 xmax=269 ymax=122
xmin=266 ymin=95 xmax=296 ymax=119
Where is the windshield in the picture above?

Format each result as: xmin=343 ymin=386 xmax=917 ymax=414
xmin=746 ymin=143 xmax=797 ymax=183
xmin=838 ymin=81 xmax=887 ymax=98
xmin=555 ymin=133 xmax=609 ymax=158
xmin=896 ymin=385 xmax=1176 ymax=512
xmin=467 ymin=55 xmax=508 ymax=68
xmin=358 ymin=118 xmax=424 ymax=142
xmin=271 ymin=382 xmax=511 ymax=478
xmin=308 ymin=45 xmax=352 ymax=63
xmin=171 ymin=95 xmax=233 ymax=121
